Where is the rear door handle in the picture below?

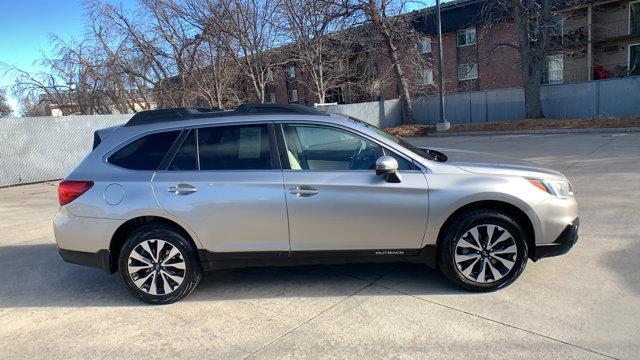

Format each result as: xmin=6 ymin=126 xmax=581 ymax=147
xmin=289 ymin=186 xmax=319 ymax=197
xmin=168 ymin=184 xmax=198 ymax=195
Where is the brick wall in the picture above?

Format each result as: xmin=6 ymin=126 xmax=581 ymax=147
xmin=255 ymin=22 xmax=527 ymax=105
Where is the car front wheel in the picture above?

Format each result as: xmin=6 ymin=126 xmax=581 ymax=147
xmin=439 ymin=210 xmax=528 ymax=292
xmin=118 ymin=225 xmax=202 ymax=304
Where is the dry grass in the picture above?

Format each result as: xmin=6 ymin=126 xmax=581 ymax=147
xmin=385 ymin=117 xmax=640 ymax=137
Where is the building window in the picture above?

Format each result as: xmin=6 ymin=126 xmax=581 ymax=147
xmin=418 ymin=38 xmax=431 ymax=54
xmin=268 ymin=92 xmax=276 ymax=103
xmin=266 ymin=69 xmax=274 ymax=82
xmin=457 ymin=27 xmax=477 ymax=47
xmin=630 ymin=44 xmax=640 ymax=76
xmin=287 ymin=65 xmax=296 ymax=78
xmin=418 ymin=68 xmax=434 ymax=85
xmin=288 ymin=89 xmax=298 ymax=102
xmin=545 ymin=54 xmax=564 ymax=84
xmin=458 ymin=63 xmax=478 ymax=80
xmin=631 ymin=1 xmax=640 ymax=36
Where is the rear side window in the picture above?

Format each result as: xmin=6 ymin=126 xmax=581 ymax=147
xmin=168 ymin=124 xmax=273 ymax=171
xmin=168 ymin=130 xmax=197 ymax=171
xmin=198 ymin=124 xmax=272 ymax=170
xmin=109 ymin=131 xmax=180 ymax=170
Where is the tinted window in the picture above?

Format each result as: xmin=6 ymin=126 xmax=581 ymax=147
xmin=169 ymin=130 xmax=197 ymax=171
xmin=198 ymin=124 xmax=272 ymax=170
xmin=283 ymin=124 xmax=383 ymax=171
xmin=109 ymin=131 xmax=180 ymax=170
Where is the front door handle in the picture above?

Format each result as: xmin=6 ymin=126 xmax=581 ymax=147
xmin=168 ymin=184 xmax=198 ymax=195
xmin=289 ymin=186 xmax=319 ymax=197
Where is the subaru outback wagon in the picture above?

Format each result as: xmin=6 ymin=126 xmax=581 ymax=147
xmin=54 ymin=104 xmax=578 ymax=304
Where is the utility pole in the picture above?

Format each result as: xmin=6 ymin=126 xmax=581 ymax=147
xmin=435 ymin=0 xmax=450 ymax=131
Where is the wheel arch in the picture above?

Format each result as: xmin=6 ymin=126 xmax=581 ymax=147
xmin=433 ymin=200 xmax=537 ymax=268
xmin=108 ymin=216 xmax=203 ymax=273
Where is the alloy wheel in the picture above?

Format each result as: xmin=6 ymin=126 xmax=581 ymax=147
xmin=453 ymin=224 xmax=518 ymax=284
xmin=127 ymin=239 xmax=186 ymax=295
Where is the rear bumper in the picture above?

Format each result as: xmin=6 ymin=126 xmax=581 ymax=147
xmin=532 ymin=217 xmax=579 ymax=261
xmin=58 ymin=248 xmax=113 ymax=273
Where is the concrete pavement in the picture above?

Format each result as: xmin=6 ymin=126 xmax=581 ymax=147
xmin=0 ymin=133 xmax=638 ymax=359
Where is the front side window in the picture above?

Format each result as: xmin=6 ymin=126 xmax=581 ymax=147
xmin=457 ymin=27 xmax=477 ymax=47
xmin=282 ymin=124 xmax=414 ymax=171
xmin=169 ymin=125 xmax=272 ymax=170
xmin=109 ymin=130 xmax=180 ymax=170
xmin=458 ymin=63 xmax=478 ymax=80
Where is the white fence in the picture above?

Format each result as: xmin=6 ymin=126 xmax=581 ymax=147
xmin=0 ymin=114 xmax=132 ymax=187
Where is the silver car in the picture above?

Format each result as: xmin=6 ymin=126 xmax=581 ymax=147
xmin=54 ymin=104 xmax=578 ymax=304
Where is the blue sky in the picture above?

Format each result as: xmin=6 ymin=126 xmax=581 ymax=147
xmin=0 ymin=0 xmax=136 ymax=113
xmin=1 ymin=1 xmax=86 ymax=110
xmin=0 ymin=0 xmax=434 ymax=114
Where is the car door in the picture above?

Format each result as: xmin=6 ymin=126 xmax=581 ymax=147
xmin=152 ymin=122 xmax=290 ymax=254
xmin=279 ymin=122 xmax=429 ymax=253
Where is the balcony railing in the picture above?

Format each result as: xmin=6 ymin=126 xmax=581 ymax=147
xmin=592 ymin=19 xmax=640 ymax=41
xmin=541 ymin=62 xmax=638 ymax=85
xmin=594 ymin=62 xmax=640 ymax=78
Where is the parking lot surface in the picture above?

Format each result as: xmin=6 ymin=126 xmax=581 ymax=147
xmin=1 ymin=132 xmax=638 ymax=359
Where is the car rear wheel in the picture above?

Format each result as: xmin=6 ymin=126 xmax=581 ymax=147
xmin=118 ymin=225 xmax=202 ymax=304
xmin=439 ymin=210 xmax=528 ymax=292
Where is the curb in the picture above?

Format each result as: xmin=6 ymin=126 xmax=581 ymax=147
xmin=420 ymin=127 xmax=640 ymax=137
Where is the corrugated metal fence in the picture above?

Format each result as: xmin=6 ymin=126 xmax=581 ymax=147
xmin=0 ymin=114 xmax=132 ymax=187
xmin=318 ymin=76 xmax=640 ymax=128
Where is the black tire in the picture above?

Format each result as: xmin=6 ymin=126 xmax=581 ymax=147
xmin=438 ymin=209 xmax=528 ymax=292
xmin=118 ymin=225 xmax=202 ymax=304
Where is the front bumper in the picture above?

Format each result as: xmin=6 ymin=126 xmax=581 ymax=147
xmin=532 ymin=217 xmax=579 ymax=260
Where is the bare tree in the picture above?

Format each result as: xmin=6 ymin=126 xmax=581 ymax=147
xmin=483 ymin=0 xmax=567 ymax=118
xmin=193 ymin=0 xmax=286 ymax=103
xmin=89 ymin=0 xmax=195 ymax=108
xmin=0 ymin=87 xmax=12 ymax=117
xmin=332 ymin=0 xmax=418 ymax=123
xmin=281 ymin=0 xmax=356 ymax=103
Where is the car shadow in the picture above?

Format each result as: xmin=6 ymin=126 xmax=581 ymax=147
xmin=0 ymin=243 xmax=465 ymax=308
xmin=600 ymin=246 xmax=640 ymax=295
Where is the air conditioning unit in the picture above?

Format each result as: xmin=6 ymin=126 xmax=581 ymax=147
xmin=603 ymin=45 xmax=623 ymax=54
xmin=569 ymin=50 xmax=586 ymax=58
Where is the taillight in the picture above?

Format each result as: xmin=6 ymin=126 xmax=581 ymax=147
xmin=58 ymin=181 xmax=94 ymax=206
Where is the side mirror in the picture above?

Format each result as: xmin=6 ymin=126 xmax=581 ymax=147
xmin=375 ymin=155 xmax=401 ymax=183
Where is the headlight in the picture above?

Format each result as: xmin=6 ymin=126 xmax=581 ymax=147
xmin=527 ymin=178 xmax=574 ymax=199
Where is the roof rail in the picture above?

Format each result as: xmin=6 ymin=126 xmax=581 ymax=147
xmin=234 ymin=103 xmax=329 ymax=116
xmin=123 ymin=103 xmax=328 ymax=127
xmin=124 ymin=107 xmax=223 ymax=126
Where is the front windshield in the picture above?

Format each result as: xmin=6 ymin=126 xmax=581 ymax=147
xmin=347 ymin=117 xmax=434 ymax=160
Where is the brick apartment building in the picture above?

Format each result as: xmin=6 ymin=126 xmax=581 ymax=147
xmin=265 ymin=0 xmax=640 ymax=106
